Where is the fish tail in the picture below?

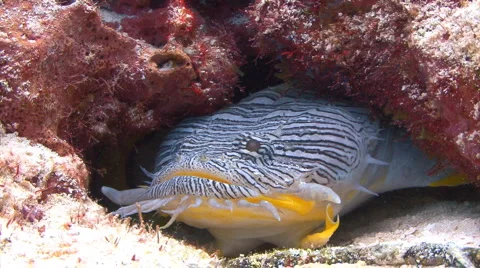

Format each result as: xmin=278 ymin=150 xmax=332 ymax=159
xmin=373 ymin=128 xmax=469 ymax=193
xmin=428 ymin=173 xmax=469 ymax=187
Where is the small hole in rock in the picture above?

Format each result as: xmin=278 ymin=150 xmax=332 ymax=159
xmin=150 ymin=0 xmax=168 ymax=9
xmin=55 ymin=0 xmax=75 ymax=6
xmin=150 ymin=53 xmax=188 ymax=71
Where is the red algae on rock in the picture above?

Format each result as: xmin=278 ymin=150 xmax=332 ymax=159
xmin=102 ymin=0 xmax=245 ymax=111
xmin=247 ymin=0 xmax=480 ymax=184
xmin=0 ymin=0 xmax=243 ymax=155
xmin=0 ymin=0 xmax=245 ymax=193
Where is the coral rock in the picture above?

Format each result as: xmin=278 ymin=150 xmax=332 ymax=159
xmin=0 ymin=0 xmax=242 ymax=154
xmin=0 ymin=123 xmax=88 ymax=201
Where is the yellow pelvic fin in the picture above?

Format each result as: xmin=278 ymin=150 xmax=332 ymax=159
xmin=246 ymin=194 xmax=315 ymax=215
xmin=299 ymin=203 xmax=339 ymax=248
xmin=429 ymin=173 xmax=469 ymax=187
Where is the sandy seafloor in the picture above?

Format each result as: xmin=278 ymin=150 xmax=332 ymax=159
xmin=329 ymin=185 xmax=479 ymax=249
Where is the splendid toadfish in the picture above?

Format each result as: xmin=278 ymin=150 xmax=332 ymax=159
xmin=102 ymin=85 xmax=465 ymax=256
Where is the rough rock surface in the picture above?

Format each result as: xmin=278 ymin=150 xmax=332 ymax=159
xmin=0 ymin=123 xmax=88 ymax=201
xmin=0 ymin=0 xmax=242 ymax=158
xmin=0 ymin=0 xmax=244 ymax=191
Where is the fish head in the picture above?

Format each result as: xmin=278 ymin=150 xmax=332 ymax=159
xmin=150 ymin=119 xmax=342 ymax=239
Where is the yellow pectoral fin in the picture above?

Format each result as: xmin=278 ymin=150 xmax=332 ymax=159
xmin=299 ymin=203 xmax=340 ymax=248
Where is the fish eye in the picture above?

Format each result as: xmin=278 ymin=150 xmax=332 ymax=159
xmin=246 ymin=138 xmax=261 ymax=152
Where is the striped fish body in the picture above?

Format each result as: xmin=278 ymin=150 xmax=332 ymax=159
xmin=102 ymin=85 xmax=459 ymax=256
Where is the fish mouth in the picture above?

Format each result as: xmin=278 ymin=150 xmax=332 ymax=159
xmin=103 ymin=169 xmax=341 ymax=229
